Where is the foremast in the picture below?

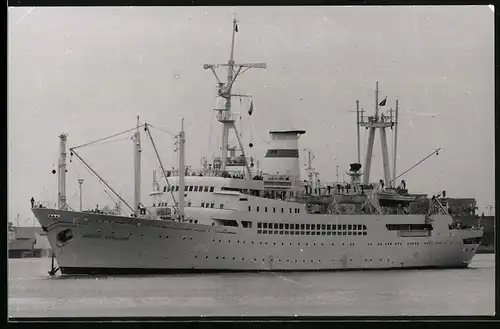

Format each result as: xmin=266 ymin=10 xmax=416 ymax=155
xmin=204 ymin=18 xmax=266 ymax=178
xmin=58 ymin=133 xmax=68 ymax=210
xmin=133 ymin=115 xmax=141 ymax=216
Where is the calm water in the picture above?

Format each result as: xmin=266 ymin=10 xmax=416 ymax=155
xmin=8 ymin=254 xmax=495 ymax=317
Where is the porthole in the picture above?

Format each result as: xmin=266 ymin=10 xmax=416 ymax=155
xmin=206 ymin=256 xmax=209 ymax=259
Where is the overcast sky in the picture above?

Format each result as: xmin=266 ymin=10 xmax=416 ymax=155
xmin=8 ymin=6 xmax=494 ymax=225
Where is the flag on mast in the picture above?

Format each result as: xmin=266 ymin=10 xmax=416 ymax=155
xmin=248 ymin=100 xmax=254 ymax=116
xmin=379 ymin=97 xmax=387 ymax=107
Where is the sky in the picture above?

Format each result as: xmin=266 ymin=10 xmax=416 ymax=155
xmin=8 ymin=6 xmax=494 ymax=226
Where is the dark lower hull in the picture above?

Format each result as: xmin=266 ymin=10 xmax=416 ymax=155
xmin=60 ymin=264 xmax=470 ymax=276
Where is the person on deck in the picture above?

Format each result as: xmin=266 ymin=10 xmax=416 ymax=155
xmin=30 ymin=197 xmax=35 ymax=208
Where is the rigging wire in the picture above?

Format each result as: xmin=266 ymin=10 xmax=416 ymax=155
xmin=79 ymin=136 xmax=131 ymax=149
xmin=147 ymin=124 xmax=177 ymax=137
xmin=71 ymin=124 xmax=145 ymax=150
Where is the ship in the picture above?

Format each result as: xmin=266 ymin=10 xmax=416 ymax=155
xmin=31 ymin=19 xmax=483 ymax=276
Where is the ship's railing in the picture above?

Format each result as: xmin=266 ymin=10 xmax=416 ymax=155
xmin=216 ymin=111 xmax=238 ymax=122
xmin=32 ymin=201 xmax=53 ymax=209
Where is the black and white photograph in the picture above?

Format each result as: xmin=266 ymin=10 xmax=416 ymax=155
xmin=8 ymin=5 xmax=495 ymax=318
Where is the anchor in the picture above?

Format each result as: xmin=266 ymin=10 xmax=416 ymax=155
xmin=48 ymin=251 xmax=60 ymax=276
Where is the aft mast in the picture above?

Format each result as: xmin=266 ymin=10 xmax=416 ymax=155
xmin=178 ymin=118 xmax=186 ymax=220
xmin=204 ymin=18 xmax=266 ymax=178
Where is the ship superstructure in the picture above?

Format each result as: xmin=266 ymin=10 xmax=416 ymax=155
xmin=31 ymin=19 xmax=483 ymax=275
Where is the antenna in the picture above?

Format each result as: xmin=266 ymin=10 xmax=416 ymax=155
xmin=203 ymin=19 xmax=266 ymax=175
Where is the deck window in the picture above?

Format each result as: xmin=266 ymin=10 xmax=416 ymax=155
xmin=273 ymin=207 xmax=276 ymax=213
xmin=211 ymin=203 xmax=215 ymax=208
xmin=258 ymin=223 xmax=262 ymax=228
xmin=257 ymin=206 xmax=260 ymax=212
xmin=322 ymin=224 xmax=326 ymax=230
xmin=265 ymin=207 xmax=268 ymax=212
xmin=201 ymin=202 xmax=205 ymax=207
xmin=285 ymin=224 xmax=289 ymax=229
xmin=248 ymin=206 xmax=251 ymax=211
xmin=274 ymin=223 xmax=279 ymax=229
xmin=198 ymin=186 xmax=203 ymax=191
xmin=327 ymin=224 xmax=331 ymax=230
xmin=188 ymin=186 xmax=193 ymax=191
xmin=194 ymin=186 xmax=199 ymax=192
xmin=363 ymin=225 xmax=367 ymax=230
xmin=210 ymin=186 xmax=215 ymax=192
xmin=279 ymin=223 xmax=284 ymax=229
xmin=348 ymin=225 xmax=352 ymax=230
xmin=220 ymin=204 xmax=224 ymax=209
xmin=164 ymin=186 xmax=167 ymax=192
xmin=204 ymin=186 xmax=209 ymax=192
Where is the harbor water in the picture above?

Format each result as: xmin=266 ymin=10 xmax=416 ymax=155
xmin=8 ymin=254 xmax=494 ymax=317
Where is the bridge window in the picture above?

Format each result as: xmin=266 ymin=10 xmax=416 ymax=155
xmin=194 ymin=186 xmax=199 ymax=192
xmin=189 ymin=186 xmax=193 ymax=191
xmin=210 ymin=186 xmax=215 ymax=192
xmin=204 ymin=186 xmax=209 ymax=192
xmin=198 ymin=186 xmax=203 ymax=191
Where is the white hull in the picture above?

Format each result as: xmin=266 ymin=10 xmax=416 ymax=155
xmin=33 ymin=207 xmax=482 ymax=274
